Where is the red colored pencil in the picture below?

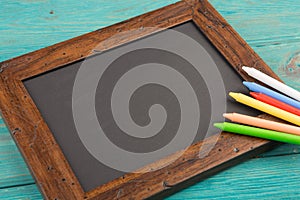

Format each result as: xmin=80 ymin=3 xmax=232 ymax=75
xmin=250 ymin=92 xmax=300 ymax=116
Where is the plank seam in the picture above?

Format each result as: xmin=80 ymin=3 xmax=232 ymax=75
xmin=0 ymin=182 xmax=35 ymax=190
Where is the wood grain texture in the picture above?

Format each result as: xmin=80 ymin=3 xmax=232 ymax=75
xmin=167 ymin=153 xmax=300 ymax=199
xmin=3 ymin=149 xmax=300 ymax=200
xmin=0 ymin=0 xmax=178 ymax=62
xmin=0 ymin=0 xmax=300 ymax=199
xmin=167 ymin=0 xmax=300 ymax=198
xmin=0 ymin=1 xmax=198 ymax=199
xmin=208 ymin=0 xmax=300 ymax=91
xmin=0 ymin=0 xmax=281 ymax=197
xmin=191 ymin=0 xmax=280 ymax=81
xmin=0 ymin=184 xmax=42 ymax=200
xmin=0 ymin=116 xmax=34 ymax=189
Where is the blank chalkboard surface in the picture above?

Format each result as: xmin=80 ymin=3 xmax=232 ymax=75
xmin=24 ymin=21 xmax=260 ymax=191
xmin=0 ymin=1 xmax=280 ymax=199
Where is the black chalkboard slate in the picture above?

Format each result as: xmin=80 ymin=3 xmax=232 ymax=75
xmin=24 ymin=21 xmax=260 ymax=191
xmin=0 ymin=1 xmax=280 ymax=199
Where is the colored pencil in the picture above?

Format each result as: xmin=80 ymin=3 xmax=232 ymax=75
xmin=243 ymin=81 xmax=300 ymax=109
xmin=214 ymin=122 xmax=300 ymax=145
xmin=250 ymin=92 xmax=300 ymax=116
xmin=242 ymin=66 xmax=300 ymax=101
xmin=229 ymin=92 xmax=300 ymax=126
xmin=223 ymin=113 xmax=300 ymax=136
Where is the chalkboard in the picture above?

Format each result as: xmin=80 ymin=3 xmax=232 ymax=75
xmin=24 ymin=21 xmax=260 ymax=191
xmin=0 ymin=1 xmax=280 ymax=199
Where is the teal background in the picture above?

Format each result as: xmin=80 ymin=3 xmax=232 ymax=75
xmin=1 ymin=0 xmax=300 ymax=199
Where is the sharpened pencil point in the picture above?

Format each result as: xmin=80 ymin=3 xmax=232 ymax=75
xmin=229 ymin=92 xmax=238 ymax=99
xmin=214 ymin=123 xmax=224 ymax=130
xmin=249 ymin=92 xmax=259 ymax=99
xmin=242 ymin=66 xmax=251 ymax=72
xmin=243 ymin=81 xmax=251 ymax=88
xmin=223 ymin=113 xmax=232 ymax=120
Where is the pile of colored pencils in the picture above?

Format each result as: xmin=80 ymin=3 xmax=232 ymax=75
xmin=214 ymin=66 xmax=300 ymax=145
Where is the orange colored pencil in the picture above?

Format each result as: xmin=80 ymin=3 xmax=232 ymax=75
xmin=223 ymin=112 xmax=300 ymax=136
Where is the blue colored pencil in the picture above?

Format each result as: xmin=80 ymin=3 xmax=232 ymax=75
xmin=243 ymin=82 xmax=300 ymax=110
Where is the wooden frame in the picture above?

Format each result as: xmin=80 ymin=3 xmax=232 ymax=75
xmin=0 ymin=0 xmax=281 ymax=199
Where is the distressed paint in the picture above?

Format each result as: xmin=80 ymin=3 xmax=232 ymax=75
xmin=0 ymin=0 xmax=300 ymax=199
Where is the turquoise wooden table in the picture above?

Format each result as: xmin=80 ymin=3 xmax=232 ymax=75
xmin=1 ymin=0 xmax=300 ymax=199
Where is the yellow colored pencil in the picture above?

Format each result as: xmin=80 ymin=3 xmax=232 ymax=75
xmin=229 ymin=92 xmax=300 ymax=126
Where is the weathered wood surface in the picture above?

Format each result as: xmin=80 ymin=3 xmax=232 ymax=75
xmin=0 ymin=0 xmax=299 ymax=199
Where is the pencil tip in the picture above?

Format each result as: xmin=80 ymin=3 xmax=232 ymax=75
xmin=214 ymin=123 xmax=224 ymax=130
xmin=229 ymin=92 xmax=238 ymax=99
xmin=223 ymin=113 xmax=230 ymax=118
xmin=242 ymin=66 xmax=253 ymax=73
xmin=243 ymin=81 xmax=250 ymax=86
xmin=249 ymin=92 xmax=258 ymax=98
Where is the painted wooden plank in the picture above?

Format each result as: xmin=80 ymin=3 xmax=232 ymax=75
xmin=1 ymin=153 xmax=300 ymax=200
xmin=0 ymin=184 xmax=42 ymax=200
xmin=209 ymin=0 xmax=300 ymax=90
xmin=0 ymin=0 xmax=300 ymax=199
xmin=167 ymin=153 xmax=300 ymax=199
xmin=0 ymin=0 xmax=178 ymax=62
xmin=0 ymin=117 xmax=34 ymax=189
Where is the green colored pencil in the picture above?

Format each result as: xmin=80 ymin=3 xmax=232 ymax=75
xmin=214 ymin=122 xmax=300 ymax=145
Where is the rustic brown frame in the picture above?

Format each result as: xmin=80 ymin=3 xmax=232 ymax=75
xmin=0 ymin=0 xmax=281 ymax=199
